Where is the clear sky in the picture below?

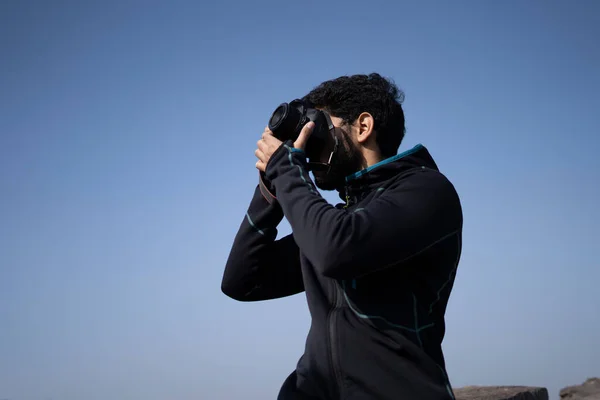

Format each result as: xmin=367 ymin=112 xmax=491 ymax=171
xmin=1 ymin=1 xmax=599 ymax=399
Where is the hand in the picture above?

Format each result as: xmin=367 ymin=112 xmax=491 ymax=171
xmin=255 ymin=122 xmax=315 ymax=172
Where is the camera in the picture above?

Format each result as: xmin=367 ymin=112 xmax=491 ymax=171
xmin=259 ymin=99 xmax=339 ymax=200
xmin=268 ymin=99 xmax=334 ymax=159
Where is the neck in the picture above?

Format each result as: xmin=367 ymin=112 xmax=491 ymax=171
xmin=361 ymin=147 xmax=384 ymax=169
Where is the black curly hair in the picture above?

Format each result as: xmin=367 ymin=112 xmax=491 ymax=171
xmin=303 ymin=73 xmax=406 ymax=158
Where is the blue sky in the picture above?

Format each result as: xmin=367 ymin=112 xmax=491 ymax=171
xmin=1 ymin=1 xmax=599 ymax=399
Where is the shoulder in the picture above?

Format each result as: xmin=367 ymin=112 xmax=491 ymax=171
xmin=390 ymin=166 xmax=458 ymax=197
xmin=384 ymin=167 xmax=462 ymax=220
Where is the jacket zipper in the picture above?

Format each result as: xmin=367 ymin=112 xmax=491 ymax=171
xmin=328 ymin=280 xmax=344 ymax=398
xmin=331 ymin=186 xmax=350 ymax=397
xmin=343 ymin=186 xmax=351 ymax=209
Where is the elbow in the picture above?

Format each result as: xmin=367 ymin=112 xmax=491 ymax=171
xmin=221 ymin=283 xmax=251 ymax=302
xmin=221 ymin=255 xmax=256 ymax=301
xmin=220 ymin=275 xmax=253 ymax=302
xmin=221 ymin=283 xmax=240 ymax=301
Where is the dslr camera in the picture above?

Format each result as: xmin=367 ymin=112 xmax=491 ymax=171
xmin=258 ymin=99 xmax=339 ymax=203
xmin=268 ymin=99 xmax=337 ymax=171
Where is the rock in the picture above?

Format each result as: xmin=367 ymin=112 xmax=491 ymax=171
xmin=560 ymin=378 xmax=600 ymax=399
xmin=453 ymin=385 xmax=549 ymax=400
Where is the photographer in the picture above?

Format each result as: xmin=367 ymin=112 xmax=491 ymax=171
xmin=222 ymin=73 xmax=463 ymax=400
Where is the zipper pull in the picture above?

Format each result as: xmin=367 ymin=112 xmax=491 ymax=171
xmin=343 ymin=187 xmax=350 ymax=208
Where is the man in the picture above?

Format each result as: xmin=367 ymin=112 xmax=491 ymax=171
xmin=221 ymin=73 xmax=463 ymax=400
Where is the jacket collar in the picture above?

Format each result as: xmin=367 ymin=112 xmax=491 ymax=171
xmin=339 ymin=144 xmax=439 ymax=202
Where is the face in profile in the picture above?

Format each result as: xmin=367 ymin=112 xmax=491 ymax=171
xmin=309 ymin=115 xmax=364 ymax=192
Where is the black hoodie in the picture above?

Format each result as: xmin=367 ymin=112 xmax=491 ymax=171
xmin=222 ymin=141 xmax=463 ymax=400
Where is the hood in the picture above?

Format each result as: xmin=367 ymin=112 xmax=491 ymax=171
xmin=339 ymin=144 xmax=439 ymax=201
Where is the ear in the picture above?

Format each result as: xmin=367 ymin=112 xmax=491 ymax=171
xmin=355 ymin=112 xmax=375 ymax=144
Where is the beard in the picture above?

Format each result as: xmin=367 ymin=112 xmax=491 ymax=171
xmin=311 ymin=132 xmax=364 ymax=192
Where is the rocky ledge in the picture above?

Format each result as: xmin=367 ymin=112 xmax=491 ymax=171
xmin=560 ymin=378 xmax=600 ymax=399
xmin=452 ymin=378 xmax=600 ymax=400
xmin=453 ymin=385 xmax=549 ymax=400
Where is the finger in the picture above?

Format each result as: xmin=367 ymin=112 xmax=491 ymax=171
xmin=263 ymin=134 xmax=279 ymax=146
xmin=255 ymin=148 xmax=266 ymax=162
xmin=262 ymin=129 xmax=274 ymax=139
xmin=257 ymin=139 xmax=267 ymax=152
xmin=293 ymin=121 xmax=315 ymax=150
xmin=255 ymin=160 xmax=266 ymax=172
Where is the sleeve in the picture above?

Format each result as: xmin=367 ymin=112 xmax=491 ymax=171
xmin=264 ymin=141 xmax=462 ymax=280
xmin=221 ymin=183 xmax=304 ymax=301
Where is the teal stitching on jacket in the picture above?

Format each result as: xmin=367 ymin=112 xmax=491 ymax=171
xmin=246 ymin=212 xmax=265 ymax=236
xmin=349 ymin=188 xmax=383 ymax=214
xmin=284 ymin=144 xmax=315 ymax=194
xmin=341 ymin=281 xmax=434 ymax=333
xmin=342 ymin=282 xmax=415 ymax=332
xmin=437 ymin=365 xmax=456 ymax=400
xmin=429 ymin=234 xmax=461 ymax=314
xmin=413 ymin=293 xmax=423 ymax=348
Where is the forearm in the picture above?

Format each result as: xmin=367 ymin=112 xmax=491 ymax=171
xmin=221 ymin=184 xmax=303 ymax=301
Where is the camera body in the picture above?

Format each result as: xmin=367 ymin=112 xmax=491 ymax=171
xmin=268 ymin=99 xmax=333 ymax=159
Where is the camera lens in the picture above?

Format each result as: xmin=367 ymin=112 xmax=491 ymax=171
xmin=269 ymin=102 xmax=302 ymax=141
xmin=269 ymin=104 xmax=288 ymax=130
